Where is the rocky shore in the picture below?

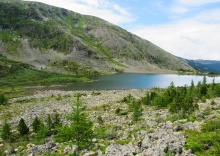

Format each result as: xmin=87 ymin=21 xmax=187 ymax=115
xmin=1 ymin=89 xmax=219 ymax=156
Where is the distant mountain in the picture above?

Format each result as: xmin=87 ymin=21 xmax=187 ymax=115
xmin=0 ymin=0 xmax=193 ymax=74
xmin=181 ymin=58 xmax=220 ymax=73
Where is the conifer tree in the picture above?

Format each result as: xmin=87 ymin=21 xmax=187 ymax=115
xmin=17 ymin=118 xmax=29 ymax=136
xmin=189 ymin=80 xmax=195 ymax=97
xmin=200 ymin=76 xmax=207 ymax=96
xmin=53 ymin=113 xmax=62 ymax=127
xmin=36 ymin=123 xmax=51 ymax=140
xmin=191 ymin=80 xmax=195 ymax=89
xmin=46 ymin=114 xmax=53 ymax=130
xmin=1 ymin=122 xmax=12 ymax=141
xmin=32 ymin=116 xmax=41 ymax=133
xmin=56 ymin=94 xmax=94 ymax=153
xmin=132 ymin=100 xmax=142 ymax=122
xmin=212 ymin=78 xmax=215 ymax=90
xmin=214 ymin=84 xmax=220 ymax=97
xmin=69 ymin=94 xmax=94 ymax=151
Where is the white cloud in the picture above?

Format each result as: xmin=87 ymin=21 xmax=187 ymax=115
xmin=171 ymin=0 xmax=220 ymax=14
xmin=170 ymin=6 xmax=189 ymax=13
xmin=129 ymin=1 xmax=220 ymax=60
xmin=79 ymin=0 xmax=100 ymax=7
xmin=130 ymin=18 xmax=220 ymax=60
xmin=195 ymin=9 xmax=220 ymax=23
xmin=23 ymin=0 xmax=135 ymax=25
xmin=175 ymin=0 xmax=220 ymax=7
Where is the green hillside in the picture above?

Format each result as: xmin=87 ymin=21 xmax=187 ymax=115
xmin=0 ymin=0 xmax=193 ymax=74
xmin=0 ymin=55 xmax=90 ymax=98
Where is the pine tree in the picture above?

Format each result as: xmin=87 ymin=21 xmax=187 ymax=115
xmin=17 ymin=118 xmax=29 ymax=136
xmin=189 ymin=80 xmax=195 ymax=97
xmin=191 ymin=80 xmax=195 ymax=89
xmin=132 ymin=100 xmax=142 ymax=122
xmin=212 ymin=78 xmax=215 ymax=90
xmin=200 ymin=76 xmax=207 ymax=96
xmin=53 ymin=113 xmax=62 ymax=127
xmin=46 ymin=114 xmax=53 ymax=130
xmin=1 ymin=122 xmax=12 ymax=141
xmin=36 ymin=123 xmax=51 ymax=140
xmin=32 ymin=116 xmax=41 ymax=133
xmin=214 ymin=84 xmax=220 ymax=97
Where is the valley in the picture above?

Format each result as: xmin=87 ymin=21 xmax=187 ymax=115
xmin=1 ymin=0 xmax=220 ymax=156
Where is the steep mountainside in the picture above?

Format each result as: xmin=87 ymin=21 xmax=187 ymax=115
xmin=0 ymin=0 xmax=193 ymax=74
xmin=181 ymin=58 xmax=220 ymax=73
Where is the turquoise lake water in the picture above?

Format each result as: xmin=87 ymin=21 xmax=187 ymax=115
xmin=65 ymin=73 xmax=220 ymax=90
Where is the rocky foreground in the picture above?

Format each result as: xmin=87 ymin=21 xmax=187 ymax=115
xmin=1 ymin=89 xmax=220 ymax=156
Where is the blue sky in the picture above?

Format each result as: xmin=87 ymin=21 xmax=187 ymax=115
xmin=23 ymin=0 xmax=220 ymax=60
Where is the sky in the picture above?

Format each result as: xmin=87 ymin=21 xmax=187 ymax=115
xmin=23 ymin=0 xmax=220 ymax=60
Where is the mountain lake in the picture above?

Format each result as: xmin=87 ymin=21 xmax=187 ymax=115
xmin=63 ymin=73 xmax=220 ymax=90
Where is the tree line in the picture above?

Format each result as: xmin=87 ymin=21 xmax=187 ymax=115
xmin=141 ymin=76 xmax=220 ymax=117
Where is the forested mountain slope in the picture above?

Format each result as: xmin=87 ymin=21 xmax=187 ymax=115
xmin=181 ymin=58 xmax=220 ymax=74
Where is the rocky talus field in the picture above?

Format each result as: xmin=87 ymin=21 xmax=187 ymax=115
xmin=1 ymin=89 xmax=220 ymax=156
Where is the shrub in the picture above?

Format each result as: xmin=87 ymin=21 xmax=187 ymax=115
xmin=185 ymin=119 xmax=220 ymax=155
xmin=97 ymin=115 xmax=104 ymax=125
xmin=211 ymin=100 xmax=216 ymax=105
xmin=115 ymin=107 xmax=121 ymax=115
xmin=201 ymin=96 xmax=206 ymax=103
xmin=94 ymin=125 xmax=117 ymax=140
xmin=0 ymin=94 xmax=8 ymax=106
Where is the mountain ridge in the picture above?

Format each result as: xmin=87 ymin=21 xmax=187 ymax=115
xmin=181 ymin=58 xmax=220 ymax=73
xmin=0 ymin=0 xmax=193 ymax=74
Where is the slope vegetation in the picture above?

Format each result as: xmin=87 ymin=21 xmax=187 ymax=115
xmin=0 ymin=0 xmax=192 ymax=73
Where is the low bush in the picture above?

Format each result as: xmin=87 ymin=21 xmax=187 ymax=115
xmin=0 ymin=94 xmax=8 ymax=106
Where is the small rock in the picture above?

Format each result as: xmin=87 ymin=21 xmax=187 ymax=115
xmin=83 ymin=151 xmax=98 ymax=156
xmin=64 ymin=146 xmax=72 ymax=154
xmin=174 ymin=125 xmax=183 ymax=132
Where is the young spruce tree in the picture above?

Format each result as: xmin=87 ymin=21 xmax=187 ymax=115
xmin=132 ymin=100 xmax=142 ymax=122
xmin=57 ymin=94 xmax=94 ymax=153
xmin=17 ymin=118 xmax=29 ymax=136
xmin=46 ymin=114 xmax=53 ymax=130
xmin=1 ymin=122 xmax=12 ymax=141
xmin=32 ymin=116 xmax=41 ymax=133
xmin=69 ymin=94 xmax=94 ymax=150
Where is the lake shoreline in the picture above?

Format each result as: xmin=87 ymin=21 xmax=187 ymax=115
xmin=61 ymin=73 xmax=220 ymax=90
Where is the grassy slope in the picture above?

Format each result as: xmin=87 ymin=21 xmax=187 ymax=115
xmin=0 ymin=56 xmax=89 ymax=98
